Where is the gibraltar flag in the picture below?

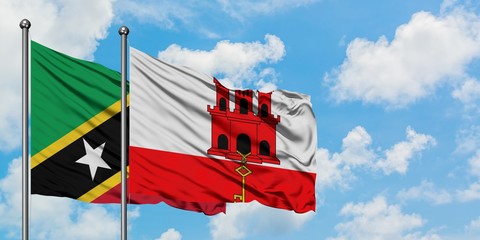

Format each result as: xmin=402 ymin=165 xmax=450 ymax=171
xmin=129 ymin=48 xmax=317 ymax=213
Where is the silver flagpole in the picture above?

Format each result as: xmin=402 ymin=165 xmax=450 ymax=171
xmin=119 ymin=25 xmax=129 ymax=240
xmin=20 ymin=18 xmax=31 ymax=240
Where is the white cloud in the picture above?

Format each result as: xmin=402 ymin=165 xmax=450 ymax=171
xmin=126 ymin=206 xmax=141 ymax=233
xmin=315 ymin=148 xmax=353 ymax=190
xmin=158 ymin=34 xmax=285 ymax=90
xmin=375 ymin=127 xmax=436 ymax=175
xmin=457 ymin=182 xmax=480 ymax=202
xmin=0 ymin=0 xmax=115 ymax=152
xmin=456 ymin=148 xmax=480 ymax=202
xmin=0 ymin=158 xmax=23 ymax=232
xmin=326 ymin=7 xmax=480 ymax=108
xmin=0 ymin=158 xmax=120 ymax=239
xmin=452 ymin=78 xmax=480 ymax=111
xmin=316 ymin=126 xmax=436 ymax=190
xmin=316 ymin=126 xmax=375 ymax=190
xmin=440 ymin=0 xmax=459 ymax=13
xmin=128 ymin=206 xmax=141 ymax=220
xmin=217 ymin=0 xmax=319 ymax=21
xmin=339 ymin=126 xmax=376 ymax=167
xmin=155 ymin=228 xmax=182 ymax=240
xmin=465 ymin=216 xmax=480 ymax=233
xmin=435 ymin=216 xmax=480 ymax=239
xmin=209 ymin=202 xmax=314 ymax=240
xmin=455 ymin=125 xmax=480 ymax=154
xmin=468 ymin=150 xmax=480 ymax=178
xmin=8 ymin=0 xmax=115 ymax=60
xmin=403 ymin=232 xmax=442 ymax=240
xmin=35 ymin=204 xmax=119 ymax=240
xmin=397 ymin=180 xmax=452 ymax=205
xmin=328 ymin=196 xmax=432 ymax=240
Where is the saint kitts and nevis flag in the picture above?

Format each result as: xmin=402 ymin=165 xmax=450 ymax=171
xmin=30 ymin=40 xmax=317 ymax=214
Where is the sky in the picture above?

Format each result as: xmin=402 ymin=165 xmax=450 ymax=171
xmin=1 ymin=0 xmax=480 ymax=239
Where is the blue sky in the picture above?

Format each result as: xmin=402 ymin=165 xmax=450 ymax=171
xmin=1 ymin=0 xmax=480 ymax=239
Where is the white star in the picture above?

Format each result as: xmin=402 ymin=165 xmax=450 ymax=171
xmin=76 ymin=138 xmax=111 ymax=181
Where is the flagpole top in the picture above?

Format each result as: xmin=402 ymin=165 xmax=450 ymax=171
xmin=19 ymin=19 xmax=31 ymax=29
xmin=118 ymin=26 xmax=129 ymax=36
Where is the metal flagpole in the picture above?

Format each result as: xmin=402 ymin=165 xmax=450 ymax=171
xmin=20 ymin=19 xmax=31 ymax=240
xmin=119 ymin=25 xmax=129 ymax=240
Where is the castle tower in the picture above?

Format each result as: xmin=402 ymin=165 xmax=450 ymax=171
xmin=207 ymin=78 xmax=231 ymax=156
xmin=207 ymin=79 xmax=280 ymax=164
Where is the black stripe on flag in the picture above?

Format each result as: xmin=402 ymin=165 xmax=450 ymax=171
xmin=31 ymin=111 xmax=123 ymax=199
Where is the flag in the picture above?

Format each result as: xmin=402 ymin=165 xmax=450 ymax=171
xmin=129 ymin=47 xmax=317 ymax=213
xmin=30 ymin=41 xmax=225 ymax=215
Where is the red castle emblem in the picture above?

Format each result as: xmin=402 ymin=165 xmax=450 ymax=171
xmin=207 ymin=78 xmax=281 ymax=165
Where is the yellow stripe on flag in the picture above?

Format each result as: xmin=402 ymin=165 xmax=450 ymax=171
xmin=77 ymin=167 xmax=129 ymax=202
xmin=31 ymin=96 xmax=129 ymax=169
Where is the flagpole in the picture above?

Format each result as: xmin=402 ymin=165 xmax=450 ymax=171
xmin=119 ymin=25 xmax=129 ymax=240
xmin=20 ymin=18 xmax=31 ymax=240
